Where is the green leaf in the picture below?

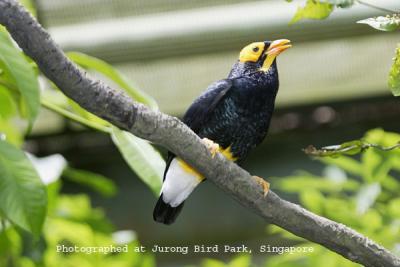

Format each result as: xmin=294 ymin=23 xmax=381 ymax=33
xmin=0 ymin=31 xmax=40 ymax=126
xmin=67 ymin=52 xmax=158 ymax=110
xmin=300 ymin=189 xmax=325 ymax=213
xmin=357 ymin=15 xmax=400 ymax=32
xmin=276 ymin=174 xmax=358 ymax=193
xmin=290 ymin=0 xmax=334 ymax=24
xmin=0 ymin=86 xmax=17 ymax=119
xmin=41 ymin=97 xmax=110 ymax=133
xmin=320 ymin=156 xmax=362 ymax=176
xmin=229 ymin=255 xmax=251 ymax=267
xmin=360 ymin=210 xmax=382 ymax=231
xmin=62 ymin=167 xmax=117 ymax=197
xmin=53 ymin=194 xmax=112 ymax=233
xmin=0 ymin=119 xmax=23 ymax=147
xmin=388 ymin=198 xmax=400 ymax=218
xmin=111 ymin=127 xmax=164 ymax=195
xmin=388 ymin=45 xmax=400 ymax=96
xmin=67 ymin=98 xmax=110 ymax=127
xmin=201 ymin=258 xmax=226 ymax=267
xmin=0 ymin=140 xmax=47 ymax=236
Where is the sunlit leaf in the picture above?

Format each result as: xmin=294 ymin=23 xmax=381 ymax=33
xmin=361 ymin=149 xmax=381 ymax=182
xmin=201 ymin=258 xmax=226 ymax=267
xmin=0 ymin=140 xmax=47 ymax=236
xmin=52 ymin=194 xmax=113 ymax=233
xmin=300 ymin=189 xmax=325 ymax=213
xmin=0 ymin=31 xmax=40 ymax=127
xmin=68 ymin=99 xmax=110 ymax=127
xmin=360 ymin=210 xmax=382 ymax=231
xmin=324 ymin=197 xmax=358 ymax=226
xmin=41 ymin=97 xmax=110 ymax=133
xmin=229 ymin=254 xmax=251 ymax=267
xmin=276 ymin=174 xmax=358 ymax=193
xmin=111 ymin=127 xmax=164 ymax=195
xmin=290 ymin=0 xmax=334 ymax=24
xmin=358 ymin=15 xmax=400 ymax=32
xmin=388 ymin=198 xmax=400 ymax=218
xmin=62 ymin=167 xmax=117 ymax=197
xmin=388 ymin=45 xmax=400 ymax=96
xmin=0 ymin=86 xmax=17 ymax=119
xmin=67 ymin=52 xmax=158 ymax=110
xmin=0 ymin=119 xmax=22 ymax=146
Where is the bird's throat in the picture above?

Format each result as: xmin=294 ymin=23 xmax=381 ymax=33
xmin=260 ymin=54 xmax=276 ymax=72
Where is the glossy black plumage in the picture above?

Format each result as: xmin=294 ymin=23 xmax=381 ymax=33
xmin=188 ymin=61 xmax=279 ymax=161
xmin=154 ymin=40 xmax=285 ymax=224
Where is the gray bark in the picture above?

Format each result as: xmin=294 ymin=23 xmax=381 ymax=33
xmin=0 ymin=0 xmax=399 ymax=266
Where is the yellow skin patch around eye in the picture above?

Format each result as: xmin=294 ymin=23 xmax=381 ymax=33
xmin=239 ymin=39 xmax=292 ymax=72
xmin=177 ymin=145 xmax=238 ymax=182
xmin=239 ymin=42 xmax=265 ymax=63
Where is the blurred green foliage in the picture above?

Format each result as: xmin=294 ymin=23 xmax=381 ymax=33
xmin=1 ymin=178 xmax=155 ymax=267
xmin=200 ymin=129 xmax=400 ymax=267
xmin=290 ymin=0 xmax=334 ymax=24
xmin=1 ymin=1 xmax=400 ymax=267
xmin=0 ymin=1 xmax=162 ymax=266
xmin=264 ymin=129 xmax=400 ymax=267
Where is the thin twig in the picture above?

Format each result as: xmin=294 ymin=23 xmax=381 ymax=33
xmin=356 ymin=0 xmax=399 ymax=14
xmin=369 ymin=143 xmax=400 ymax=151
xmin=304 ymin=141 xmax=400 ymax=157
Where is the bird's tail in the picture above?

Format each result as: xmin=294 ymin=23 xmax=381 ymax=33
xmin=153 ymin=194 xmax=184 ymax=225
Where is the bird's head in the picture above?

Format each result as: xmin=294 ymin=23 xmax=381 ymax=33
xmin=238 ymin=39 xmax=291 ymax=73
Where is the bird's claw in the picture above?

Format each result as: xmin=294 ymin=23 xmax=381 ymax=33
xmin=253 ymin=176 xmax=270 ymax=197
xmin=202 ymin=138 xmax=220 ymax=158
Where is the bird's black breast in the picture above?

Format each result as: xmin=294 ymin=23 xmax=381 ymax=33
xmin=195 ymin=76 xmax=278 ymax=161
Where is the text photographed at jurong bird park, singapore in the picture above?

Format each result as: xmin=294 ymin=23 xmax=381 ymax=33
xmin=56 ymin=244 xmax=315 ymax=255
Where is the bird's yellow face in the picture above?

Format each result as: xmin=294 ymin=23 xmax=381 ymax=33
xmin=239 ymin=42 xmax=266 ymax=63
xmin=239 ymin=39 xmax=292 ymax=72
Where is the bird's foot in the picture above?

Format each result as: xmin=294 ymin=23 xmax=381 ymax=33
xmin=202 ymin=138 xmax=220 ymax=158
xmin=253 ymin=176 xmax=270 ymax=197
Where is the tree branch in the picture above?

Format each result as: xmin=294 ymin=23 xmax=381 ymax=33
xmin=0 ymin=1 xmax=399 ymax=266
xmin=356 ymin=0 xmax=399 ymax=14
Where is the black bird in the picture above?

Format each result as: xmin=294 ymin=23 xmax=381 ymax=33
xmin=153 ymin=39 xmax=292 ymax=225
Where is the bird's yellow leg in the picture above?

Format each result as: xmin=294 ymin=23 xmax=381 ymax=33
xmin=201 ymin=138 xmax=220 ymax=158
xmin=253 ymin=176 xmax=270 ymax=197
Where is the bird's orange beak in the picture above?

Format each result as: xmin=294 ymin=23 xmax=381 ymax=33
xmin=266 ymin=39 xmax=292 ymax=56
xmin=260 ymin=39 xmax=291 ymax=72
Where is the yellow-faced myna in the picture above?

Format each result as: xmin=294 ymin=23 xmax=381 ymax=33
xmin=153 ymin=39 xmax=291 ymax=224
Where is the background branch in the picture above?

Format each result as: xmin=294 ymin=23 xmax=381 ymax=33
xmin=0 ymin=0 xmax=399 ymax=266
xmin=356 ymin=0 xmax=399 ymax=14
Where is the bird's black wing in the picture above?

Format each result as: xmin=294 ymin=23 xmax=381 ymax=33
xmin=163 ymin=79 xmax=233 ymax=181
xmin=182 ymin=79 xmax=233 ymax=133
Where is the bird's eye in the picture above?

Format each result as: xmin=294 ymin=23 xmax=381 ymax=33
xmin=252 ymin=47 xmax=259 ymax=52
